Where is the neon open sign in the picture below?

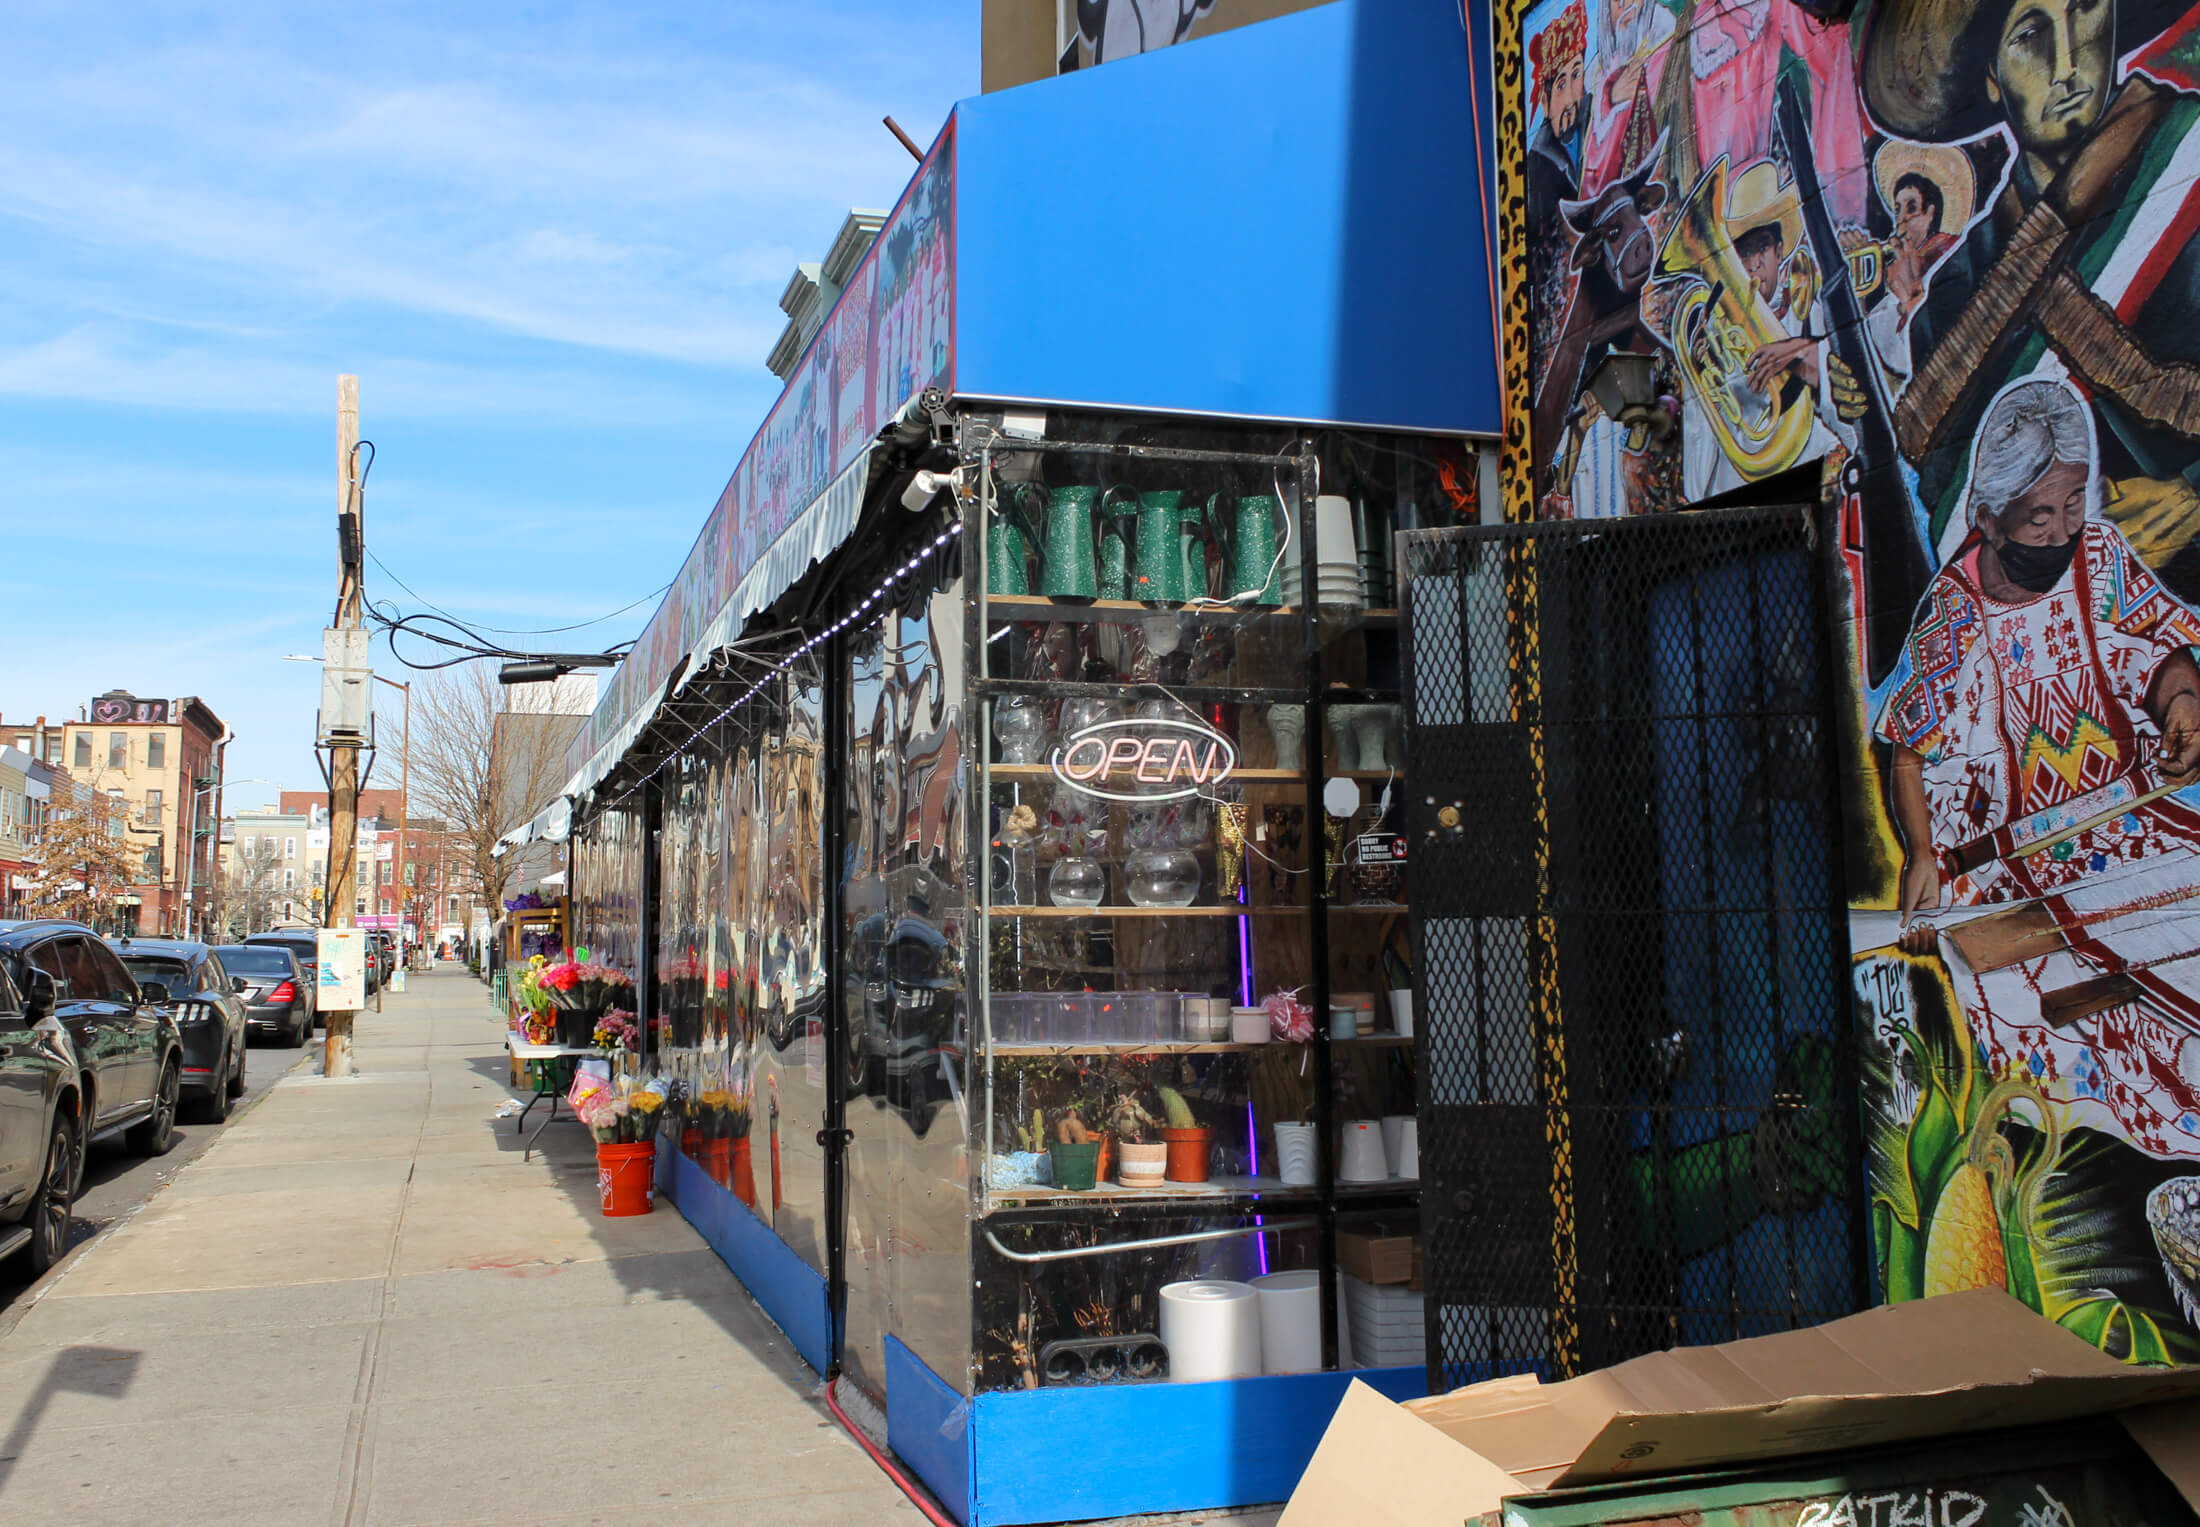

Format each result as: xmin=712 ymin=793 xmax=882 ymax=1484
xmin=1050 ymin=717 xmax=1237 ymax=803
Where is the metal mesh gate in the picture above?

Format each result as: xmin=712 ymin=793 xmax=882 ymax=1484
xmin=1401 ymin=506 xmax=1868 ymax=1389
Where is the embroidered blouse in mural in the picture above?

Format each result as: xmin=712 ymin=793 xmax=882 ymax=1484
xmin=1881 ymin=522 xmax=2200 ymax=904
xmin=1880 ymin=521 xmax=2200 ymax=1155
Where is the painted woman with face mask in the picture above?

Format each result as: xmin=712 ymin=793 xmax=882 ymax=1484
xmin=1881 ymin=377 xmax=2200 ymax=1156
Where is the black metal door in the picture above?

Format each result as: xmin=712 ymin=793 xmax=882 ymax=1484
xmin=1400 ymin=506 xmax=1869 ymax=1389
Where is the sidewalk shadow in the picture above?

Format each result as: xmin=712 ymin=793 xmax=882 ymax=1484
xmin=0 ymin=1346 xmax=141 ymax=1496
xmin=477 ymin=1062 xmax=831 ymax=1413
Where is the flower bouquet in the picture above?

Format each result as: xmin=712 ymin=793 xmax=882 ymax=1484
xmin=540 ymin=959 xmax=634 ymax=1044
xmin=575 ymin=1075 xmax=664 ymax=1145
xmin=591 ymin=1009 xmax=640 ymax=1054
xmin=574 ymin=1074 xmax=664 ymax=1217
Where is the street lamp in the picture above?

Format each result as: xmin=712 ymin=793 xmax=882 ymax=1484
xmin=285 ymin=655 xmax=409 ymax=941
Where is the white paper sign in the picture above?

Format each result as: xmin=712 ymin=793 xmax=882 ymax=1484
xmin=317 ymin=928 xmax=367 ymax=1011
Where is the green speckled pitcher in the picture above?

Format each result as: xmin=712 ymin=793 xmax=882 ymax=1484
xmin=1096 ymin=484 xmax=1140 ymax=600
xmin=1132 ymin=489 xmax=1190 ymax=602
xmin=1024 ymin=483 xmax=1100 ymax=599
xmin=1220 ymin=493 xmax=1287 ymax=606
xmin=985 ymin=491 xmax=1040 ymax=597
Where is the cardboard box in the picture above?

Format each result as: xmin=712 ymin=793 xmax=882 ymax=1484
xmin=1339 ymin=1225 xmax=1420 ymax=1286
xmin=1281 ymin=1290 xmax=2200 ymax=1527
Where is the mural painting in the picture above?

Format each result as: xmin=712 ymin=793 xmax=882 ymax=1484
xmin=1510 ymin=0 xmax=2200 ymax=1360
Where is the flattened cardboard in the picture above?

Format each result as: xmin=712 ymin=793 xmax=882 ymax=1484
xmin=1276 ymin=1380 xmax=1526 ymax=1527
xmin=1285 ymin=1291 xmax=2200 ymax=1526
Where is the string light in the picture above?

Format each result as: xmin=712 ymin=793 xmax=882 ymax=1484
xmin=596 ymin=521 xmax=963 ymax=812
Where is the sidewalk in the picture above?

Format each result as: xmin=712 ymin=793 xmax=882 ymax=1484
xmin=0 ymin=968 xmax=922 ymax=1525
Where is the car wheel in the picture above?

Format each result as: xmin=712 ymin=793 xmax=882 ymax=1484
xmin=189 ymin=1064 xmax=229 ymax=1124
xmin=129 ymin=1059 xmax=179 ymax=1156
xmin=289 ymin=1012 xmax=310 ymax=1048
xmin=227 ymin=1034 xmax=246 ymax=1098
xmin=27 ymin=1114 xmax=76 ymax=1275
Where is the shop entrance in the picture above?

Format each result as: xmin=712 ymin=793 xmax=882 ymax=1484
xmin=1399 ymin=505 xmax=1870 ymax=1388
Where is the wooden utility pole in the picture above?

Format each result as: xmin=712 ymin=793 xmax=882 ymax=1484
xmin=325 ymin=374 xmax=362 ymax=1077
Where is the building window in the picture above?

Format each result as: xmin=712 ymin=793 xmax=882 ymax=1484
xmin=143 ymin=789 xmax=162 ymax=825
xmin=355 ymin=897 xmax=366 ymax=916
xmin=379 ymin=897 xmax=391 ymax=915
xmin=285 ymin=837 xmax=297 ymax=860
xmin=148 ymin=732 xmax=165 ymax=770
xmin=74 ymin=734 xmax=90 ymax=769
xmin=142 ymin=843 xmax=161 ymax=880
xmin=404 ymin=862 xmax=416 ymax=885
xmin=284 ymin=868 xmax=296 ymax=889
xmin=108 ymin=733 xmax=126 ymax=769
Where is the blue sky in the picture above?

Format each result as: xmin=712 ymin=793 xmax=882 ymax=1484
xmin=0 ymin=0 xmax=977 ymax=803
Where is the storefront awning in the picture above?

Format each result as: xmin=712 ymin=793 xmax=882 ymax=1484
xmin=562 ymin=0 xmax=1498 ymax=807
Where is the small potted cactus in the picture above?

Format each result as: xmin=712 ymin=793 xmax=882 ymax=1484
xmin=1111 ymin=1087 xmax=1168 ymax=1187
xmin=1158 ymin=1086 xmax=1211 ymax=1182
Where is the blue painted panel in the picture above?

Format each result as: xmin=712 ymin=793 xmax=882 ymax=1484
xmin=953 ymin=0 xmax=1497 ymax=434
xmin=666 ymin=1150 xmax=833 ymax=1375
xmin=887 ymin=1335 xmax=974 ymax=1526
xmin=967 ymin=1365 xmax=1427 ymax=1526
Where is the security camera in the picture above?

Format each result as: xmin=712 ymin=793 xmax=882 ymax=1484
xmin=902 ymin=469 xmax=960 ymax=513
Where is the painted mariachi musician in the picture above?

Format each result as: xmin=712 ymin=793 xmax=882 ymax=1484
xmin=1864 ymin=0 xmax=2200 ymax=599
xmin=1883 ymin=380 xmax=2200 ymax=1157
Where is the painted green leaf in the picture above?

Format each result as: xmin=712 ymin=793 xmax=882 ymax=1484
xmin=1876 ymin=1198 xmax=1923 ymax=1303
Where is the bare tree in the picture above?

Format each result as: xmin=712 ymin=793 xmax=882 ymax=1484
xmin=408 ymin=667 xmax=583 ymax=920
xmin=20 ymin=776 xmax=137 ymax=929
xmin=217 ymin=837 xmax=285 ymax=937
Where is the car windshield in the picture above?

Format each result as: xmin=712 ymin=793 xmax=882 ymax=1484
xmin=118 ymin=956 xmax=192 ymax=991
xmin=216 ymin=947 xmax=293 ymax=974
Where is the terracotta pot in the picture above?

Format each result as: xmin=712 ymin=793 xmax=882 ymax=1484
xmin=1118 ymin=1141 xmax=1168 ymax=1187
xmin=1162 ymin=1127 xmax=1212 ymax=1183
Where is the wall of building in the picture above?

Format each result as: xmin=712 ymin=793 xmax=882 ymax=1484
xmin=1495 ymin=0 xmax=2200 ymax=1364
xmin=58 ymin=696 xmax=223 ymax=933
xmin=980 ymin=0 xmax=1335 ymax=92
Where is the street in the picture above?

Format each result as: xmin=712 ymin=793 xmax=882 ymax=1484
xmin=0 ymin=1035 xmax=307 ymax=1316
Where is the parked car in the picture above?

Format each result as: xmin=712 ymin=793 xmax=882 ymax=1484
xmin=366 ymin=931 xmax=395 ymax=986
xmin=0 ymin=920 xmax=182 ymax=1172
xmin=0 ymin=955 xmax=83 ymax=1275
xmin=108 ymin=938 xmax=248 ymax=1122
xmin=244 ymin=930 xmax=321 ymax=1025
xmin=212 ymin=943 xmax=312 ymax=1046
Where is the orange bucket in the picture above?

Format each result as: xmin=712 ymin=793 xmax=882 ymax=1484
xmin=1163 ymin=1127 xmax=1212 ymax=1182
xmin=597 ymin=1142 xmax=655 ymax=1216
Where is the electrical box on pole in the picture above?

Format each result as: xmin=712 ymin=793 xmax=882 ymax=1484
xmin=317 ymin=627 xmax=375 ymax=748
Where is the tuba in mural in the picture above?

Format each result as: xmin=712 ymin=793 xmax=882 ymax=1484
xmin=1655 ymin=156 xmax=1818 ymax=482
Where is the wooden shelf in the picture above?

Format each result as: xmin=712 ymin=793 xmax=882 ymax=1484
xmin=986 ymin=1173 xmax=1308 ymax=1205
xmin=985 ymin=595 xmax=1303 ymax=624
xmin=1332 ymin=1033 xmax=1414 ymax=1046
xmin=988 ymin=764 xmax=1304 ymax=781
xmin=989 ymin=904 xmax=1307 ymax=918
xmin=991 ymin=1041 xmax=1280 ymax=1056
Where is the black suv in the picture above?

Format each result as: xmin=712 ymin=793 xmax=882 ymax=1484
xmin=0 ymin=954 xmax=83 ymax=1275
xmin=0 ymin=921 xmax=183 ymax=1170
xmin=108 ymin=939 xmax=249 ymax=1123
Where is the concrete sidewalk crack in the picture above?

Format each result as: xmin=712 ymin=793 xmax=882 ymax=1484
xmin=329 ymin=1026 xmax=435 ymax=1527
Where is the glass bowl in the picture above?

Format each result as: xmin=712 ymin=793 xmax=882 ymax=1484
xmin=1123 ymin=848 xmax=1200 ymax=908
